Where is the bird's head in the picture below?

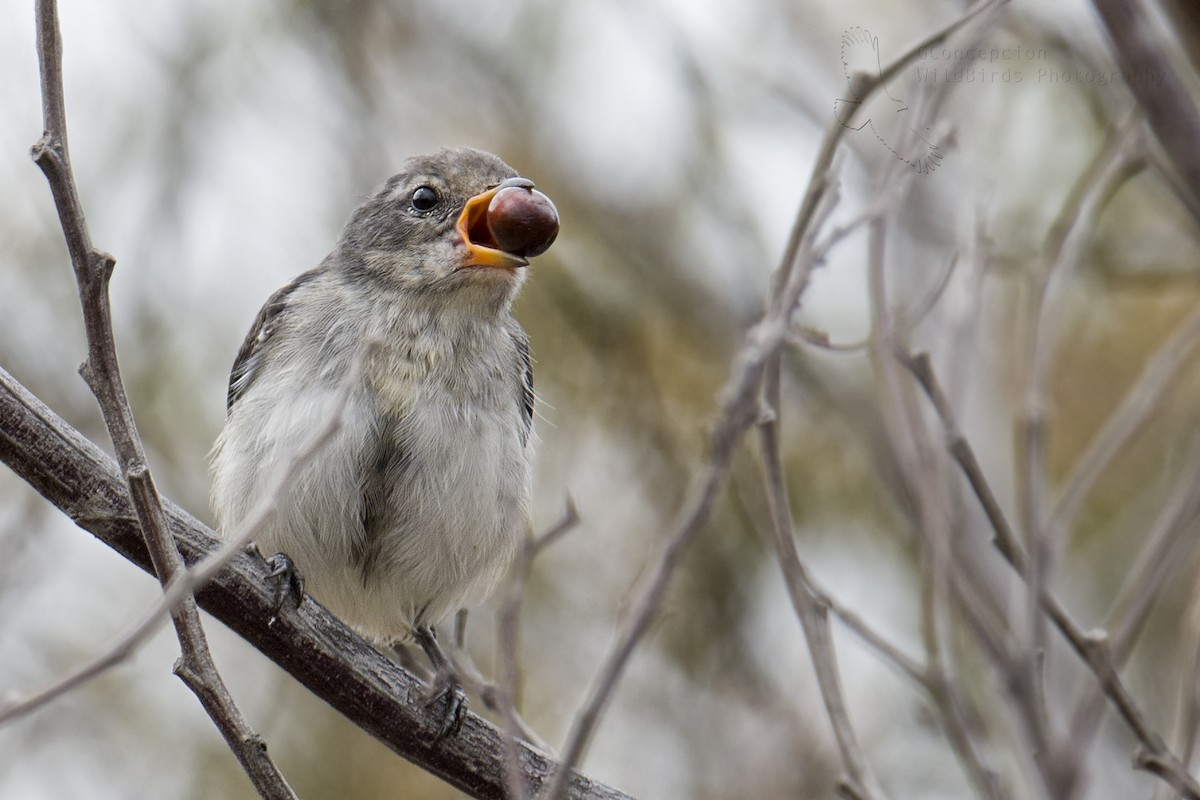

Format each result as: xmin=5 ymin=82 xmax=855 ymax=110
xmin=336 ymin=147 xmax=559 ymax=307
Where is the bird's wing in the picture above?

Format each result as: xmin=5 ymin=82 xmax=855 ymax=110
xmin=226 ymin=269 xmax=321 ymax=413
xmin=513 ymin=327 xmax=534 ymax=446
xmin=356 ymin=429 xmax=406 ymax=582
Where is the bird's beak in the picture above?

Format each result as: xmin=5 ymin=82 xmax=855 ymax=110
xmin=456 ymin=177 xmax=534 ymax=269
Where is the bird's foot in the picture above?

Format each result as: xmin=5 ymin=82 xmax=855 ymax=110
xmin=264 ymin=552 xmax=305 ymax=625
xmin=414 ymin=624 xmax=468 ymax=741
xmin=424 ymin=672 xmax=467 ymax=742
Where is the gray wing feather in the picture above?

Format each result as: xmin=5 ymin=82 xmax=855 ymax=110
xmin=513 ymin=328 xmax=534 ymax=446
xmin=226 ymin=269 xmax=321 ymax=412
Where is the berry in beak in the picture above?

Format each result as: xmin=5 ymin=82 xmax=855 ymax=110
xmin=457 ymin=177 xmax=559 ymax=268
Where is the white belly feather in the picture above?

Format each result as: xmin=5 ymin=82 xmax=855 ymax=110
xmin=210 ymin=318 xmax=530 ymax=643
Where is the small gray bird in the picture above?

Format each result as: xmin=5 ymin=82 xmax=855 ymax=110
xmin=209 ymin=147 xmax=558 ymax=731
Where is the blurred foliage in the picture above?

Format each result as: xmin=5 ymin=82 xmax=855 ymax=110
xmin=3 ymin=0 xmax=1200 ymax=799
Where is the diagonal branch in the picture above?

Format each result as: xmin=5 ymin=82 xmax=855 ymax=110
xmin=1014 ymin=114 xmax=1143 ymax=705
xmin=542 ymin=6 xmax=1013 ymax=797
xmin=0 ymin=349 xmax=361 ymax=726
xmin=496 ymin=499 xmax=581 ymax=800
xmin=1050 ymin=302 xmax=1200 ymax=533
xmin=756 ymin=412 xmax=888 ymax=800
xmin=0 ymin=366 xmax=633 ymax=800
xmin=903 ymin=351 xmax=1200 ymax=799
xmin=1091 ymin=0 xmax=1200 ymax=223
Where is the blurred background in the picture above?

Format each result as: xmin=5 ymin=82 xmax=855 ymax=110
xmin=2 ymin=0 xmax=1200 ymax=798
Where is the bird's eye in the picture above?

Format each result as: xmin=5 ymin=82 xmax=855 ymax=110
xmin=410 ymin=186 xmax=439 ymax=212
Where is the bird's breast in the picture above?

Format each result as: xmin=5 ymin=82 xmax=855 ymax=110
xmin=357 ymin=331 xmax=530 ymax=629
xmin=367 ymin=317 xmax=517 ymax=418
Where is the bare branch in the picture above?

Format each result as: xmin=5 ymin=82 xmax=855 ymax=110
xmin=1091 ymin=0 xmax=1200 ymax=223
xmin=904 ymin=352 xmax=1200 ymax=798
xmin=496 ymin=499 xmax=581 ymax=800
xmin=866 ymin=194 xmax=1010 ymax=799
xmin=756 ymin=414 xmax=888 ymax=800
xmin=30 ymin=1 xmax=293 ymax=794
xmin=542 ymin=6 xmax=1016 ymax=797
xmin=1015 ymin=114 xmax=1144 ymax=689
xmin=1051 ymin=303 xmax=1200 ymax=532
xmin=818 ymin=580 xmax=927 ymax=689
xmin=0 ymin=366 xmax=632 ymax=800
xmin=1065 ymin=438 xmax=1200 ymax=755
xmin=0 ymin=344 xmax=368 ymax=726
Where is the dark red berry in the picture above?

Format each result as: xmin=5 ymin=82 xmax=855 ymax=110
xmin=486 ymin=187 xmax=559 ymax=258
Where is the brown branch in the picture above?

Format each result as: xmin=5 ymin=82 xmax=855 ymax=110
xmin=0 ymin=349 xmax=361 ymax=725
xmin=1051 ymin=302 xmax=1200 ymax=532
xmin=1064 ymin=438 xmax=1200 ymax=760
xmin=1091 ymin=0 xmax=1200 ymax=224
xmin=0 ymin=366 xmax=633 ymax=800
xmin=496 ymin=499 xmax=581 ymax=800
xmin=866 ymin=204 xmax=1010 ymax=800
xmin=756 ymin=413 xmax=888 ymax=799
xmin=542 ymin=329 xmax=772 ymax=800
xmin=543 ymin=4 xmax=1014 ymax=795
xmin=1014 ymin=114 xmax=1144 ymax=714
xmin=903 ymin=351 xmax=1200 ymax=799
xmin=30 ymin=1 xmax=293 ymax=795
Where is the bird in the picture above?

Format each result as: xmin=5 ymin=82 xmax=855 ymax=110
xmin=209 ymin=147 xmax=559 ymax=736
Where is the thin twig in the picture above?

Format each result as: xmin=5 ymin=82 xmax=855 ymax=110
xmin=756 ymin=413 xmax=888 ymax=800
xmin=496 ymin=499 xmax=580 ymax=800
xmin=904 ymin=352 xmax=1200 ymax=798
xmin=30 ymin=2 xmax=293 ymax=795
xmin=1065 ymin=437 xmax=1200 ymax=752
xmin=0 ymin=345 xmax=368 ymax=726
xmin=540 ymin=5 xmax=1013 ymax=797
xmin=1091 ymin=0 xmax=1200 ymax=224
xmin=1170 ymin=592 xmax=1200 ymax=800
xmin=0 ymin=366 xmax=633 ymax=800
xmin=1014 ymin=116 xmax=1144 ymax=753
xmin=865 ymin=189 xmax=1007 ymax=800
xmin=727 ymin=442 xmax=926 ymax=685
xmin=817 ymin=579 xmax=927 ymax=688
xmin=1050 ymin=302 xmax=1200 ymax=532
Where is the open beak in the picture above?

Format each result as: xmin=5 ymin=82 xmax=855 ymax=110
xmin=456 ymin=177 xmax=534 ymax=269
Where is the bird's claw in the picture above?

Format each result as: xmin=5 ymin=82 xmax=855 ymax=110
xmin=425 ymin=674 xmax=467 ymax=742
xmin=413 ymin=623 xmax=467 ymax=741
xmin=264 ymin=552 xmax=304 ymax=625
